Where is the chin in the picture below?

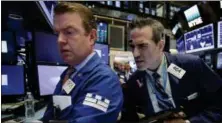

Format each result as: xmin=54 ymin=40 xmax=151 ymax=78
xmin=137 ymin=66 xmax=147 ymax=71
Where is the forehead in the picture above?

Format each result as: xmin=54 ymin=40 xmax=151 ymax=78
xmin=54 ymin=12 xmax=83 ymax=30
xmin=130 ymin=26 xmax=153 ymax=40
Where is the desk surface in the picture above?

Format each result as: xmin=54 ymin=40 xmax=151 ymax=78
xmin=2 ymin=106 xmax=47 ymax=123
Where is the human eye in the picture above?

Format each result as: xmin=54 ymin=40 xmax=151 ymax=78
xmin=129 ymin=44 xmax=135 ymax=50
xmin=138 ymin=43 xmax=148 ymax=49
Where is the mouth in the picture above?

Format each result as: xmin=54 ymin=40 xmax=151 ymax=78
xmin=135 ymin=60 xmax=144 ymax=64
xmin=61 ymin=49 xmax=70 ymax=53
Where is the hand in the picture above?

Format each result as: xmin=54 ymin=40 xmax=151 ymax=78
xmin=164 ymin=118 xmax=186 ymax=123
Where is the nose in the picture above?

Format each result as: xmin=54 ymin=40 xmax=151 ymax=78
xmin=57 ymin=33 xmax=66 ymax=44
xmin=133 ymin=47 xmax=140 ymax=58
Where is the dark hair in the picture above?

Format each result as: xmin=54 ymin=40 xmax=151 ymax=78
xmin=129 ymin=17 xmax=165 ymax=44
xmin=54 ymin=2 xmax=96 ymax=34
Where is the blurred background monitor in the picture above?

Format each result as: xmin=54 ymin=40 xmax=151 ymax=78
xmin=94 ymin=43 xmax=109 ymax=65
xmin=218 ymin=21 xmax=222 ymax=48
xmin=2 ymin=65 xmax=25 ymax=96
xmin=34 ymin=32 xmax=65 ymax=65
xmin=37 ymin=64 xmax=67 ymax=96
xmin=184 ymin=5 xmax=203 ymax=28
xmin=217 ymin=52 xmax=222 ymax=69
xmin=96 ymin=22 xmax=108 ymax=44
xmin=176 ymin=35 xmax=185 ymax=54
xmin=1 ymin=31 xmax=17 ymax=64
xmin=184 ymin=23 xmax=214 ymax=53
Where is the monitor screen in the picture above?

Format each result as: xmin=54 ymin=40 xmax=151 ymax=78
xmin=37 ymin=65 xmax=67 ymax=96
xmin=123 ymin=1 xmax=129 ymax=9
xmin=107 ymin=1 xmax=113 ymax=6
xmin=115 ymin=1 xmax=121 ymax=8
xmin=176 ymin=35 xmax=185 ymax=53
xmin=220 ymin=1 xmax=222 ymax=9
xmin=204 ymin=54 xmax=212 ymax=68
xmin=96 ymin=22 xmax=108 ymax=43
xmin=37 ymin=1 xmax=57 ymax=29
xmin=217 ymin=52 xmax=222 ymax=69
xmin=184 ymin=23 xmax=214 ymax=53
xmin=94 ymin=43 xmax=109 ymax=65
xmin=34 ymin=32 xmax=65 ymax=64
xmin=218 ymin=21 xmax=222 ymax=48
xmin=1 ymin=31 xmax=17 ymax=64
xmin=172 ymin=23 xmax=182 ymax=35
xmin=184 ymin=5 xmax=203 ymax=28
xmin=2 ymin=65 xmax=25 ymax=95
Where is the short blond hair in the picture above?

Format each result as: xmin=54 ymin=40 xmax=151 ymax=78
xmin=54 ymin=2 xmax=96 ymax=34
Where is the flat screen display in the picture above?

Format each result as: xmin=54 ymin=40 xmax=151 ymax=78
xmin=115 ymin=1 xmax=121 ymax=8
xmin=37 ymin=65 xmax=67 ymax=96
xmin=217 ymin=52 xmax=222 ymax=69
xmin=34 ymin=32 xmax=65 ymax=64
xmin=184 ymin=23 xmax=214 ymax=53
xmin=1 ymin=31 xmax=17 ymax=64
xmin=107 ymin=1 xmax=113 ymax=6
xmin=176 ymin=35 xmax=185 ymax=53
xmin=184 ymin=5 xmax=203 ymax=28
xmin=2 ymin=65 xmax=25 ymax=95
xmin=218 ymin=21 xmax=222 ymax=48
xmin=96 ymin=22 xmax=108 ymax=43
xmin=220 ymin=1 xmax=222 ymax=8
xmin=94 ymin=43 xmax=109 ymax=64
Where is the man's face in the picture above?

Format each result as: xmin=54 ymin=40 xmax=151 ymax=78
xmin=54 ymin=12 xmax=96 ymax=66
xmin=129 ymin=26 xmax=164 ymax=71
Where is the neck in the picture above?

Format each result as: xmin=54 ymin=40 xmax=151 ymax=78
xmin=69 ymin=50 xmax=94 ymax=67
xmin=149 ymin=52 xmax=163 ymax=71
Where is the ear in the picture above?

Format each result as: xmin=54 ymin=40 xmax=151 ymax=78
xmin=158 ymin=39 xmax=165 ymax=51
xmin=89 ymin=29 xmax=97 ymax=45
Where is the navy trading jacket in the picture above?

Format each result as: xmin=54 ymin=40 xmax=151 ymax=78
xmin=42 ymin=53 xmax=123 ymax=123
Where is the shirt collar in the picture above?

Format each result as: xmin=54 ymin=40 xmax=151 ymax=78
xmin=74 ymin=51 xmax=96 ymax=72
xmin=146 ymin=54 xmax=166 ymax=77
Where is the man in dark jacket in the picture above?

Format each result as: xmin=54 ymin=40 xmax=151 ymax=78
xmin=121 ymin=17 xmax=222 ymax=123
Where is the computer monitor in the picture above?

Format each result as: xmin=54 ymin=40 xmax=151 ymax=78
xmin=107 ymin=1 xmax=113 ymax=6
xmin=184 ymin=23 xmax=214 ymax=53
xmin=96 ymin=22 xmax=108 ymax=43
xmin=176 ymin=35 xmax=185 ymax=53
xmin=34 ymin=32 xmax=65 ymax=64
xmin=184 ymin=5 xmax=203 ymax=28
xmin=221 ymin=1 xmax=222 ymax=8
xmin=94 ymin=43 xmax=109 ymax=65
xmin=218 ymin=21 xmax=222 ymax=48
xmin=2 ymin=65 xmax=25 ymax=95
xmin=217 ymin=52 xmax=222 ymax=69
xmin=1 ymin=31 xmax=17 ymax=64
xmin=37 ymin=65 xmax=67 ymax=96
xmin=115 ymin=1 xmax=121 ymax=8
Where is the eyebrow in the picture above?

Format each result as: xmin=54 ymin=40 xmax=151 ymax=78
xmin=129 ymin=40 xmax=149 ymax=45
xmin=54 ymin=25 xmax=74 ymax=33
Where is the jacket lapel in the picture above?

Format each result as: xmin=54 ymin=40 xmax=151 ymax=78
xmin=136 ymin=71 xmax=154 ymax=115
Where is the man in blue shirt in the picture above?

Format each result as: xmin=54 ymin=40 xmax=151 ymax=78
xmin=42 ymin=2 xmax=123 ymax=123
xmin=121 ymin=17 xmax=222 ymax=123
